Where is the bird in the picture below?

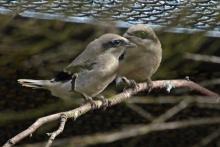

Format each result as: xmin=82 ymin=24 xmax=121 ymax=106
xmin=116 ymin=24 xmax=162 ymax=91
xmin=64 ymin=33 xmax=128 ymax=73
xmin=18 ymin=33 xmax=136 ymax=108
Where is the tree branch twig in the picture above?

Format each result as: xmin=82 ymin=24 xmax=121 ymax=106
xmin=185 ymin=53 xmax=220 ymax=64
xmin=126 ymin=103 xmax=154 ymax=121
xmin=191 ymin=127 xmax=220 ymax=147
xmin=68 ymin=116 xmax=220 ymax=146
xmin=24 ymin=117 xmax=220 ymax=147
xmin=3 ymin=79 xmax=219 ymax=147
xmin=45 ymin=114 xmax=68 ymax=147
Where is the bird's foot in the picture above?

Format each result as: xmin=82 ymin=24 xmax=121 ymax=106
xmin=146 ymin=79 xmax=153 ymax=94
xmin=116 ymin=77 xmax=139 ymax=92
xmin=88 ymin=99 xmax=98 ymax=110
xmin=95 ymin=95 xmax=110 ymax=110
xmin=121 ymin=77 xmax=138 ymax=89
xmin=83 ymin=96 xmax=98 ymax=109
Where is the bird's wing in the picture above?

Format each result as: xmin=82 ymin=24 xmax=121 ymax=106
xmin=64 ymin=42 xmax=99 ymax=73
xmin=64 ymin=58 xmax=97 ymax=74
xmin=53 ymin=59 xmax=97 ymax=82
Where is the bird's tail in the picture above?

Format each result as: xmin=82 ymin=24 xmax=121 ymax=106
xmin=17 ymin=79 xmax=51 ymax=89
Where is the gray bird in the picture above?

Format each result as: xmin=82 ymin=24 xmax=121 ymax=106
xmin=116 ymin=24 xmax=162 ymax=91
xmin=64 ymin=33 xmax=127 ymax=73
xmin=18 ymin=33 xmax=135 ymax=108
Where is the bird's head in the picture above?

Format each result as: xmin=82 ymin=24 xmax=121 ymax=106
xmin=123 ymin=24 xmax=160 ymax=48
xmin=97 ymin=33 xmax=136 ymax=58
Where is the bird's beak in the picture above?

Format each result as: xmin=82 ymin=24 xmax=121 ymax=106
xmin=123 ymin=32 xmax=130 ymax=38
xmin=125 ymin=41 xmax=137 ymax=48
xmin=123 ymin=32 xmax=134 ymax=38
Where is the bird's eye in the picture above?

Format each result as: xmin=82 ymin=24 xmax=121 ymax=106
xmin=133 ymin=31 xmax=150 ymax=39
xmin=111 ymin=39 xmax=122 ymax=46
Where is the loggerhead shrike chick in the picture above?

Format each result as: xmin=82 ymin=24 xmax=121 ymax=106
xmin=18 ymin=33 xmax=135 ymax=108
xmin=64 ymin=33 xmax=130 ymax=73
xmin=117 ymin=24 xmax=162 ymax=91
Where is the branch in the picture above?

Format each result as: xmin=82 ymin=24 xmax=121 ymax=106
xmin=191 ymin=127 xmax=220 ymax=147
xmin=65 ymin=117 xmax=220 ymax=146
xmin=200 ymin=78 xmax=220 ymax=86
xmin=45 ymin=114 xmax=67 ymax=147
xmin=126 ymin=103 xmax=154 ymax=121
xmin=3 ymin=79 xmax=219 ymax=147
xmin=0 ymin=100 xmax=78 ymax=126
xmin=185 ymin=53 xmax=220 ymax=64
xmin=23 ymin=117 xmax=220 ymax=147
xmin=152 ymin=98 xmax=191 ymax=123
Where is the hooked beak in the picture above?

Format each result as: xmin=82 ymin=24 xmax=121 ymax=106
xmin=123 ymin=33 xmax=137 ymax=48
xmin=124 ymin=41 xmax=137 ymax=48
xmin=123 ymin=32 xmax=132 ymax=39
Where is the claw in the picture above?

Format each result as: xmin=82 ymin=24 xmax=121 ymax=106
xmin=83 ymin=95 xmax=98 ymax=109
xmin=95 ymin=95 xmax=110 ymax=110
xmin=146 ymin=79 xmax=153 ymax=94
xmin=129 ymin=79 xmax=139 ymax=88
xmin=121 ymin=77 xmax=138 ymax=88
xmin=88 ymin=99 xmax=98 ymax=109
xmin=116 ymin=76 xmax=139 ymax=92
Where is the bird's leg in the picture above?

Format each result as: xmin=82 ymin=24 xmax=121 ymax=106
xmin=95 ymin=95 xmax=110 ymax=110
xmin=121 ymin=77 xmax=138 ymax=89
xmin=73 ymin=73 xmax=78 ymax=78
xmin=71 ymin=73 xmax=78 ymax=91
xmin=116 ymin=76 xmax=138 ymax=92
xmin=115 ymin=77 xmax=126 ymax=92
xmin=146 ymin=78 xmax=153 ymax=93
xmin=83 ymin=95 xmax=97 ymax=109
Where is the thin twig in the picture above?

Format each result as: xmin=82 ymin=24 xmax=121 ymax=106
xmin=3 ymin=79 xmax=219 ymax=147
xmin=191 ymin=127 xmax=220 ymax=147
xmin=45 ymin=114 xmax=68 ymax=147
xmin=126 ymin=103 xmax=154 ymax=121
xmin=152 ymin=98 xmax=191 ymax=123
xmin=195 ymin=103 xmax=220 ymax=110
xmin=0 ymin=100 xmax=78 ymax=126
xmin=185 ymin=53 xmax=220 ymax=64
xmin=27 ymin=117 xmax=220 ymax=147
xmin=200 ymin=78 xmax=220 ymax=86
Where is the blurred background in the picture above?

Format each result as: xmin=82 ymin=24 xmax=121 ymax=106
xmin=0 ymin=0 xmax=220 ymax=147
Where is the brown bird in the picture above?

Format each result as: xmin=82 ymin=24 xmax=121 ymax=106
xmin=18 ymin=33 xmax=135 ymax=108
xmin=117 ymin=24 xmax=162 ymax=91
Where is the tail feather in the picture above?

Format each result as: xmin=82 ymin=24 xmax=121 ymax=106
xmin=17 ymin=79 xmax=51 ymax=89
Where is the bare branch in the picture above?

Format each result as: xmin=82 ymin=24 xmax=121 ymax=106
xmin=200 ymin=78 xmax=220 ymax=86
xmin=3 ymin=79 xmax=219 ymax=147
xmin=70 ymin=117 xmax=220 ymax=145
xmin=151 ymin=80 xmax=219 ymax=97
xmin=191 ymin=127 xmax=220 ymax=147
xmin=126 ymin=103 xmax=154 ymax=121
xmin=152 ymin=98 xmax=191 ymax=123
xmin=195 ymin=103 xmax=220 ymax=110
xmin=45 ymin=114 xmax=68 ymax=147
xmin=0 ymin=100 xmax=78 ymax=126
xmin=27 ymin=117 xmax=220 ymax=147
xmin=185 ymin=53 xmax=220 ymax=64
